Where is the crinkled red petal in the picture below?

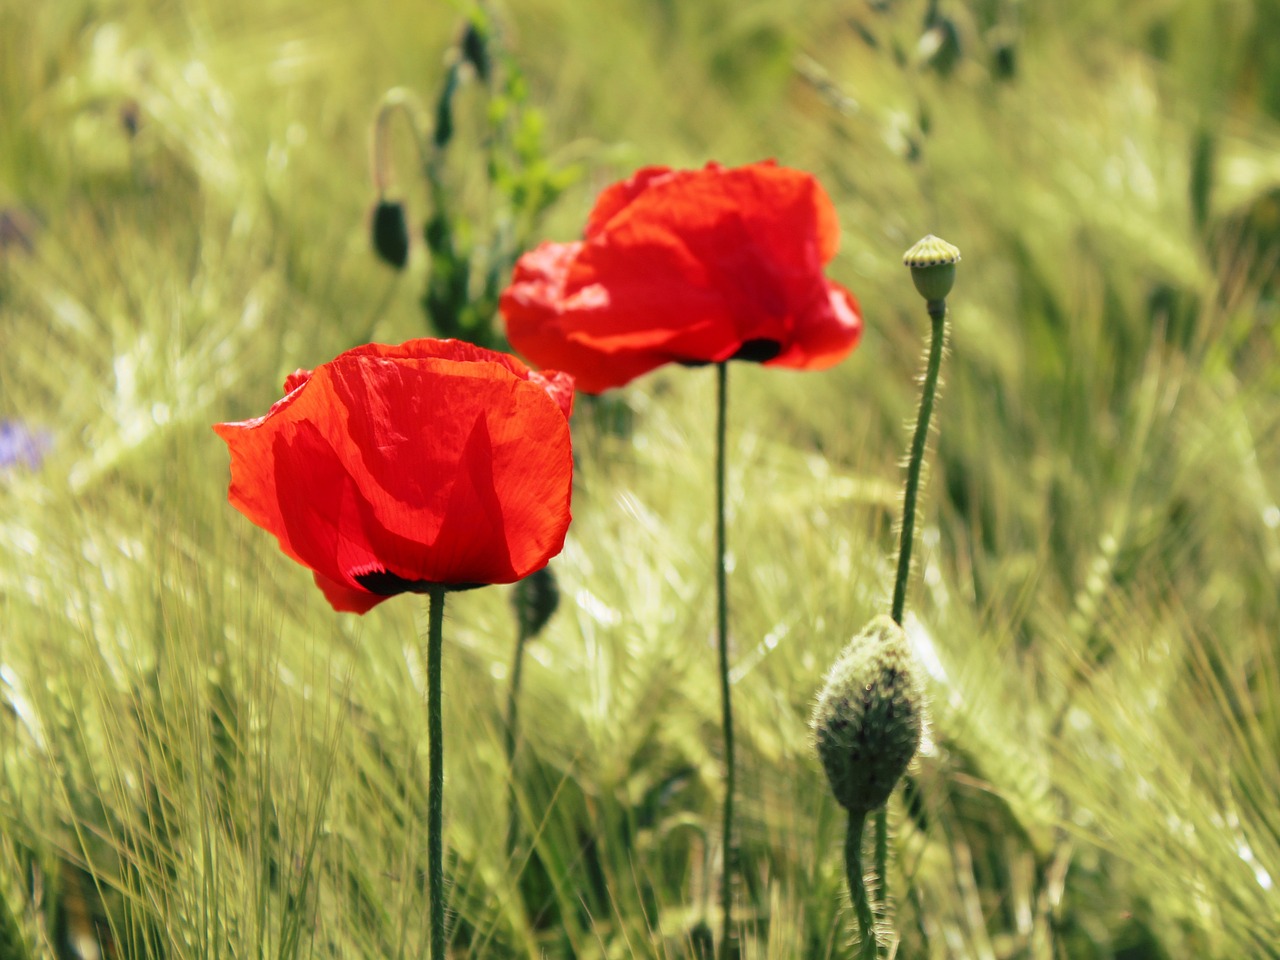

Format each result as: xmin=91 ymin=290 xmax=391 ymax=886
xmin=214 ymin=339 xmax=573 ymax=612
xmin=502 ymin=161 xmax=857 ymax=390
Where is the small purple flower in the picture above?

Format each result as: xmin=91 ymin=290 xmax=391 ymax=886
xmin=0 ymin=420 xmax=51 ymax=471
xmin=0 ymin=207 xmax=38 ymax=256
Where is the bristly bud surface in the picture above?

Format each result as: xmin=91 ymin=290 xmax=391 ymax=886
xmin=903 ymin=234 xmax=960 ymax=302
xmin=812 ymin=615 xmax=925 ymax=814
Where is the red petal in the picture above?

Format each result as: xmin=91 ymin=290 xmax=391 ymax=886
xmin=584 ymin=166 xmax=675 ymax=238
xmin=312 ymin=570 xmax=388 ymax=614
xmin=215 ymin=339 xmax=574 ymax=612
xmin=282 ymin=368 xmax=312 ymax=394
xmin=501 ymin=161 xmax=857 ymax=389
xmin=501 ymin=242 xmax=686 ymax=392
xmin=768 ymin=281 xmax=863 ymax=371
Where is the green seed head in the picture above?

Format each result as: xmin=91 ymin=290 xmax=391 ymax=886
xmin=903 ymin=234 xmax=960 ymax=303
xmin=811 ymin=616 xmax=925 ymax=814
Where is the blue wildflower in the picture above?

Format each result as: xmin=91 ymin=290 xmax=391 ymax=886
xmin=0 ymin=420 xmax=51 ymax=471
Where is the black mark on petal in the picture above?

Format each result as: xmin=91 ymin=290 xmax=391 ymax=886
xmin=354 ymin=569 xmax=485 ymax=595
xmin=731 ymin=338 xmax=782 ymax=363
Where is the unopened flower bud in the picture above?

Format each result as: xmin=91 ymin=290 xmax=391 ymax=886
xmin=811 ymin=616 xmax=924 ymax=814
xmin=512 ymin=566 xmax=560 ymax=639
xmin=903 ymin=234 xmax=960 ymax=303
xmin=371 ymin=199 xmax=410 ymax=270
xmin=460 ymin=21 xmax=491 ymax=83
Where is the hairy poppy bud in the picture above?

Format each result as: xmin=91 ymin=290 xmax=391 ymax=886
xmin=460 ymin=20 xmax=491 ymax=83
xmin=902 ymin=234 xmax=960 ymax=303
xmin=811 ymin=616 xmax=924 ymax=814
xmin=371 ymin=199 xmax=410 ymax=269
xmin=433 ymin=63 xmax=460 ymax=150
xmin=917 ymin=17 xmax=961 ymax=76
xmin=512 ymin=565 xmax=560 ymax=638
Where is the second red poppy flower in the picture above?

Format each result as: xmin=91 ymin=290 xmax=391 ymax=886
xmin=500 ymin=160 xmax=863 ymax=393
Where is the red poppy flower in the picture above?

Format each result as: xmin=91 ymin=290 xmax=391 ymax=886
xmin=214 ymin=339 xmax=575 ymax=614
xmin=500 ymin=160 xmax=862 ymax=393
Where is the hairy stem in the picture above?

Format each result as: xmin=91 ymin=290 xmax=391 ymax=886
xmin=716 ymin=361 xmax=736 ymax=957
xmin=873 ymin=809 xmax=888 ymax=941
xmin=881 ymin=296 xmax=948 ymax=928
xmin=891 ymin=298 xmax=948 ymax=625
xmin=426 ymin=585 xmax=447 ymax=960
xmin=846 ymin=813 xmax=879 ymax=960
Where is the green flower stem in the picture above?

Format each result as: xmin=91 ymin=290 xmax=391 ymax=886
xmin=873 ymin=808 xmax=888 ymax=943
xmin=505 ymin=623 xmax=530 ymax=860
xmin=846 ymin=813 xmax=879 ymax=960
xmin=880 ymin=296 xmax=948 ymax=930
xmin=371 ymin=87 xmax=432 ymax=194
xmin=715 ymin=360 xmax=737 ymax=957
xmin=426 ymin=585 xmax=448 ymax=960
xmin=891 ymin=298 xmax=948 ymax=627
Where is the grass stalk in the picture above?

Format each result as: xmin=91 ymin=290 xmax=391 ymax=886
xmin=505 ymin=622 xmax=530 ymax=861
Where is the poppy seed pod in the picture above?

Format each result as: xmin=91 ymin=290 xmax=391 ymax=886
xmin=811 ymin=616 xmax=924 ymax=814
xmin=903 ymin=234 xmax=960 ymax=303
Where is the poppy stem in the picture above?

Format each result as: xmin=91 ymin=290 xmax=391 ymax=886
xmin=715 ymin=361 xmax=736 ymax=957
xmin=846 ymin=812 xmax=880 ymax=960
xmin=890 ymin=298 xmax=948 ymax=628
xmin=873 ymin=809 xmax=888 ymax=949
xmin=880 ymin=295 xmax=948 ymax=933
xmin=371 ymin=87 xmax=432 ymax=196
xmin=426 ymin=584 xmax=448 ymax=960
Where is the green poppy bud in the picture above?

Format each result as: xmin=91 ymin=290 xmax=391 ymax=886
xmin=811 ymin=616 xmax=924 ymax=814
xmin=371 ymin=199 xmax=410 ymax=270
xmin=433 ymin=62 xmax=460 ymax=150
xmin=918 ymin=17 xmax=961 ymax=76
xmin=903 ymin=234 xmax=961 ymax=303
xmin=460 ymin=20 xmax=491 ymax=83
xmin=688 ymin=920 xmax=714 ymax=959
xmin=512 ymin=566 xmax=560 ymax=639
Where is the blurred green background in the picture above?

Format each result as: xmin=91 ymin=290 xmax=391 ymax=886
xmin=2 ymin=0 xmax=1279 ymax=957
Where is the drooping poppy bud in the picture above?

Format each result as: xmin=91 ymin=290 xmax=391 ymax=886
xmin=371 ymin=199 xmax=410 ymax=270
xmin=460 ymin=20 xmax=491 ymax=83
xmin=811 ymin=616 xmax=924 ymax=814
xmin=917 ymin=17 xmax=961 ymax=76
xmin=433 ymin=62 xmax=460 ymax=150
xmin=511 ymin=565 xmax=560 ymax=639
